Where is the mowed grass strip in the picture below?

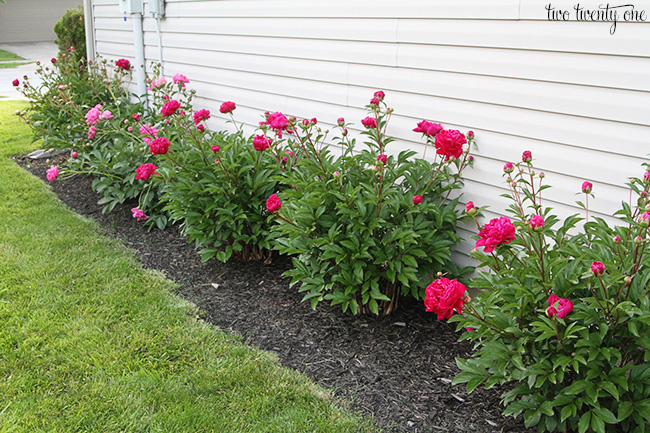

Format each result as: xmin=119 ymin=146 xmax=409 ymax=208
xmin=0 ymin=101 xmax=378 ymax=433
xmin=0 ymin=49 xmax=25 ymax=62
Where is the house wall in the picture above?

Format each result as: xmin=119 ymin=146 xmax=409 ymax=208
xmin=90 ymin=0 xmax=650 ymax=265
xmin=0 ymin=0 xmax=82 ymax=43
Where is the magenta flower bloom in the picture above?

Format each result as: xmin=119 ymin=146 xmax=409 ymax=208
xmin=369 ymin=97 xmax=380 ymax=106
xmin=219 ymin=101 xmax=236 ymax=114
xmin=211 ymin=144 xmax=220 ymax=153
xmin=172 ymin=73 xmax=189 ymax=86
xmin=529 ymin=215 xmax=545 ymax=230
xmin=193 ymin=109 xmax=211 ymax=125
xmin=361 ymin=116 xmax=377 ymax=129
xmin=140 ymin=124 xmax=158 ymax=137
xmin=253 ymin=135 xmax=271 ymax=151
xmin=503 ymin=162 xmax=514 ymax=173
xmin=548 ymin=294 xmax=574 ymax=319
xmin=434 ymin=129 xmax=466 ymax=161
xmin=161 ymin=100 xmax=181 ymax=117
xmin=267 ymin=112 xmax=288 ymax=131
xmin=71 ymin=151 xmax=77 ymax=159
xmin=12 ymin=79 xmax=19 ymax=87
xmin=135 ymin=163 xmax=159 ymax=181
xmin=424 ymin=278 xmax=467 ymax=320
xmin=590 ymin=261 xmax=605 ymax=276
xmin=46 ymin=166 xmax=59 ymax=182
xmin=149 ymin=137 xmax=171 ymax=155
xmin=85 ymin=104 xmax=103 ymax=125
xmin=522 ymin=150 xmax=532 ymax=163
xmin=337 ymin=117 xmax=345 ymax=126
xmin=413 ymin=120 xmax=442 ymax=136
xmin=132 ymin=113 xmax=141 ymax=121
xmin=412 ymin=195 xmax=423 ymax=205
xmin=266 ymin=194 xmax=282 ymax=213
xmin=476 ymin=216 xmax=516 ymax=253
xmin=131 ymin=208 xmax=147 ymax=221
xmin=377 ymin=154 xmax=388 ymax=165
xmin=115 ymin=58 xmax=131 ymax=71
xmin=582 ymin=181 xmax=593 ymax=194
xmin=87 ymin=125 xmax=96 ymax=140
xmin=373 ymin=90 xmax=385 ymax=101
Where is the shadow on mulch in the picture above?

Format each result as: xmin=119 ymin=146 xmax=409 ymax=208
xmin=16 ymin=154 xmax=534 ymax=433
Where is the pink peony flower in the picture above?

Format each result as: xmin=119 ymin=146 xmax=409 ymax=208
xmin=161 ymin=100 xmax=181 ymax=117
xmin=267 ymin=112 xmax=288 ymax=131
xmin=132 ymin=113 xmax=141 ymax=121
xmin=503 ymin=162 xmax=514 ymax=173
xmin=582 ymin=181 xmax=593 ymax=194
xmin=337 ymin=117 xmax=345 ymax=126
xmin=413 ymin=120 xmax=442 ymax=136
xmin=131 ymin=208 xmax=147 ymax=221
xmin=197 ymin=124 xmax=205 ymax=132
xmin=476 ymin=216 xmax=516 ymax=253
xmin=373 ymin=90 xmax=385 ymax=101
xmin=115 ymin=58 xmax=131 ymax=71
xmin=467 ymin=131 xmax=474 ymax=139
xmin=88 ymin=125 xmax=96 ymax=139
xmin=172 ymin=73 xmax=189 ymax=86
xmin=51 ymin=57 xmax=57 ymax=64
xmin=162 ymin=94 xmax=170 ymax=101
xmin=149 ymin=137 xmax=171 ymax=155
xmin=12 ymin=79 xmax=19 ymax=87
xmin=127 ymin=126 xmax=133 ymax=132
xmin=548 ymin=294 xmax=574 ymax=319
xmin=465 ymin=201 xmax=476 ymax=215
xmin=434 ymin=129 xmax=466 ymax=161
xmin=46 ymin=166 xmax=59 ymax=182
xmin=253 ymin=135 xmax=271 ymax=151
xmin=71 ymin=151 xmax=77 ymax=159
xmin=99 ymin=110 xmax=112 ymax=120
xmin=135 ymin=163 xmax=159 ymax=181
xmin=219 ymin=101 xmax=236 ymax=114
xmin=522 ymin=150 xmax=533 ymax=163
xmin=361 ymin=116 xmax=377 ymax=129
xmin=370 ymin=97 xmax=380 ymax=106
xmin=85 ymin=104 xmax=103 ymax=125
xmin=266 ymin=194 xmax=282 ymax=213
xmin=140 ymin=124 xmax=157 ymax=137
xmin=424 ymin=278 xmax=467 ymax=320
xmin=150 ymin=77 xmax=167 ymax=89
xmin=590 ymin=261 xmax=605 ymax=275
xmin=529 ymin=215 xmax=545 ymax=230
xmin=639 ymin=211 xmax=650 ymax=226
xmin=412 ymin=195 xmax=423 ymax=205
xmin=211 ymin=144 xmax=220 ymax=153
xmin=193 ymin=109 xmax=211 ymax=125
xmin=644 ymin=172 xmax=650 ymax=183
xmin=377 ymin=154 xmax=388 ymax=165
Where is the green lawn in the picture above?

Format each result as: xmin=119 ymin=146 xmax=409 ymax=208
xmin=0 ymin=100 xmax=378 ymax=432
xmin=0 ymin=48 xmax=25 ymax=62
xmin=0 ymin=61 xmax=32 ymax=69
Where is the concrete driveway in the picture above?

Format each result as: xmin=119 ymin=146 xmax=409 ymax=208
xmin=0 ymin=42 xmax=58 ymax=100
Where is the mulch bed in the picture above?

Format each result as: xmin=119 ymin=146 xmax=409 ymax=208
xmin=16 ymin=153 xmax=533 ymax=433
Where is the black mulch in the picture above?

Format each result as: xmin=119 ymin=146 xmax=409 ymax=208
xmin=16 ymin=154 xmax=534 ymax=433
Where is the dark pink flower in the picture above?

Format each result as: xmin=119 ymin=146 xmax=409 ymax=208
xmin=424 ymin=278 xmax=467 ymax=320
xmin=88 ymin=125 xmax=96 ymax=139
xmin=51 ymin=57 xmax=57 ymax=64
xmin=590 ymin=261 xmax=605 ymax=275
xmin=503 ymin=162 xmax=514 ymax=173
xmin=71 ymin=151 xmax=77 ymax=159
xmin=434 ymin=129 xmax=466 ymax=161
xmin=149 ymin=137 xmax=171 ymax=155
xmin=465 ymin=201 xmax=476 ymax=215
xmin=266 ymin=194 xmax=282 ymax=213
xmin=373 ymin=90 xmax=385 ymax=101
xmin=467 ymin=131 xmax=474 ymax=139
xmin=267 ymin=112 xmax=288 ymax=131
xmin=197 ymin=124 xmax=205 ymax=132
xmin=413 ymin=120 xmax=442 ymax=136
xmin=132 ymin=113 xmax=141 ymax=121
xmin=370 ymin=97 xmax=380 ymax=106
xmin=140 ymin=124 xmax=157 ymax=137
xmin=46 ymin=166 xmax=59 ymax=182
xmin=361 ymin=116 xmax=377 ymax=129
xmin=582 ymin=181 xmax=593 ymax=194
xmin=529 ymin=215 xmax=545 ymax=230
xmin=211 ymin=144 xmax=220 ymax=153
xmin=644 ymin=172 xmax=650 ymax=183
xmin=220 ymin=101 xmax=236 ymax=114
xmin=160 ymin=100 xmax=181 ymax=117
xmin=135 ymin=163 xmax=159 ymax=181
xmin=476 ymin=216 xmax=516 ymax=253
xmin=377 ymin=154 xmax=388 ymax=165
xmin=548 ymin=294 xmax=574 ymax=319
xmin=337 ymin=117 xmax=345 ymax=126
xmin=412 ymin=195 xmax=423 ymax=205
xmin=115 ymin=58 xmax=131 ymax=71
xmin=193 ymin=109 xmax=211 ymax=125
xmin=131 ymin=208 xmax=147 ymax=221
xmin=172 ymin=73 xmax=189 ymax=85
xmin=639 ymin=211 xmax=650 ymax=226
xmin=522 ymin=150 xmax=532 ymax=163
xmin=12 ymin=79 xmax=19 ymax=87
xmin=253 ymin=135 xmax=271 ymax=151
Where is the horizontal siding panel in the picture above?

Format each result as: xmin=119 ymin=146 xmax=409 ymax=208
xmin=397 ymin=43 xmax=650 ymax=92
xmin=96 ymin=41 xmax=136 ymax=58
xmin=95 ymin=29 xmax=136 ymax=45
xmin=398 ymin=19 xmax=650 ymax=56
xmin=347 ymin=64 xmax=650 ymax=125
xmin=143 ymin=17 xmax=400 ymax=43
xmin=165 ymin=0 xmax=520 ymax=20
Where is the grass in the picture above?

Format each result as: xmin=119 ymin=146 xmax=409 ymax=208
xmin=0 ymin=48 xmax=25 ymax=62
xmin=0 ymin=61 xmax=32 ymax=69
xmin=0 ymin=100 xmax=378 ymax=432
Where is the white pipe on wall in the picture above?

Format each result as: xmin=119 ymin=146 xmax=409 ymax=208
xmin=131 ymin=12 xmax=147 ymax=99
xmin=83 ymin=0 xmax=95 ymax=62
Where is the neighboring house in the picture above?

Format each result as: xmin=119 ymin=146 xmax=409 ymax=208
xmin=86 ymin=0 xmax=650 ymax=264
xmin=0 ymin=0 xmax=82 ymax=43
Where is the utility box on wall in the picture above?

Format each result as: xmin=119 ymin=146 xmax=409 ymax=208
xmin=149 ymin=0 xmax=165 ymax=18
xmin=118 ymin=0 xmax=142 ymax=14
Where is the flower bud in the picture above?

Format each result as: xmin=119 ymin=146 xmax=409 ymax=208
xmin=639 ymin=211 xmax=650 ymax=227
xmin=614 ymin=235 xmax=621 ymax=243
xmin=624 ymin=276 xmax=633 ymax=284
xmin=467 ymin=131 xmax=474 ymax=139
xmin=635 ymin=236 xmax=643 ymax=245
xmin=465 ymin=201 xmax=476 ymax=216
xmin=522 ymin=150 xmax=532 ymax=163
xmin=590 ymin=261 xmax=605 ymax=276
xmin=333 ymin=171 xmax=340 ymax=177
xmin=582 ymin=181 xmax=593 ymax=194
xmin=337 ymin=117 xmax=345 ymax=126
xmin=503 ymin=162 xmax=514 ymax=173
xmin=546 ymin=306 xmax=557 ymax=318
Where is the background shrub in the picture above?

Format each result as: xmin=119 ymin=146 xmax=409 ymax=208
xmin=54 ymin=6 xmax=86 ymax=61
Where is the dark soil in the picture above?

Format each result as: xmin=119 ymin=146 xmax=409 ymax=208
xmin=17 ymin=154 xmax=534 ymax=433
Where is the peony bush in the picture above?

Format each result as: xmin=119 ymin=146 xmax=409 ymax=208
xmin=270 ymin=93 xmax=475 ymax=315
xmin=445 ymin=153 xmax=650 ymax=433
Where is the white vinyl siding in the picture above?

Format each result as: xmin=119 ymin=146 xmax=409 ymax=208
xmin=90 ymin=0 xmax=650 ymax=264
